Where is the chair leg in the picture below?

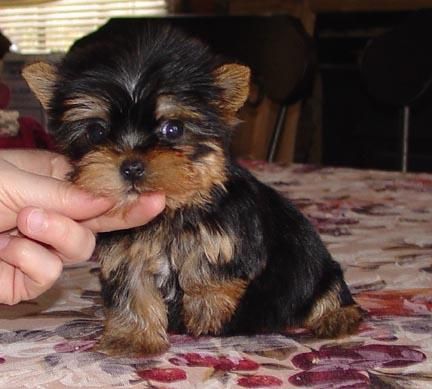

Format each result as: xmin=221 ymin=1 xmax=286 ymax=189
xmin=267 ymin=104 xmax=288 ymax=162
xmin=401 ymin=106 xmax=410 ymax=173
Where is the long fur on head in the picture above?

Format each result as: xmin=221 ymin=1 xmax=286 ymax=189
xmin=22 ymin=25 xmax=250 ymax=210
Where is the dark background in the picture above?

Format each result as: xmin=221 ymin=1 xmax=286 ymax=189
xmin=316 ymin=11 xmax=432 ymax=172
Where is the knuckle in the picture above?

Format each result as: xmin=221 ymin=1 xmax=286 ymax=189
xmin=7 ymin=238 xmax=32 ymax=266
xmin=78 ymin=230 xmax=96 ymax=261
xmin=55 ymin=218 xmax=72 ymax=243
xmin=62 ymin=225 xmax=96 ymax=262
xmin=44 ymin=259 xmax=63 ymax=285
xmin=2 ymin=236 xmax=63 ymax=291
xmin=57 ymin=224 xmax=96 ymax=262
xmin=50 ymin=214 xmax=96 ymax=262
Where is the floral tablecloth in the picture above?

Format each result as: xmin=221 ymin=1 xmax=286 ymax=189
xmin=1 ymin=162 xmax=432 ymax=388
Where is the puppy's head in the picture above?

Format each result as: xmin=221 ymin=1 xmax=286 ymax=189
xmin=22 ymin=26 xmax=250 ymax=210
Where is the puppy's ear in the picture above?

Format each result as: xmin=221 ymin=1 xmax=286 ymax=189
xmin=213 ymin=64 xmax=250 ymax=113
xmin=22 ymin=62 xmax=57 ymax=110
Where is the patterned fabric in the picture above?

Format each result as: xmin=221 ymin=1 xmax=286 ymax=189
xmin=1 ymin=162 xmax=431 ymax=388
xmin=0 ymin=110 xmax=19 ymax=136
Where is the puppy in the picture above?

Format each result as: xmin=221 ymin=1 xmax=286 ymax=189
xmin=23 ymin=24 xmax=362 ymax=356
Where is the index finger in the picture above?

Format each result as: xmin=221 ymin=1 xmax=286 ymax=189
xmin=0 ymin=149 xmax=71 ymax=179
xmin=83 ymin=193 xmax=165 ymax=233
xmin=0 ymin=169 xmax=114 ymax=231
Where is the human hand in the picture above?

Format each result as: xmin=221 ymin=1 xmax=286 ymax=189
xmin=0 ymin=149 xmax=165 ymax=305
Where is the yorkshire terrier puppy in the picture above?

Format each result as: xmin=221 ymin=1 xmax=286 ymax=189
xmin=23 ymin=24 xmax=362 ymax=356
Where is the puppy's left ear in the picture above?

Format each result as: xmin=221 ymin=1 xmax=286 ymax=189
xmin=213 ymin=64 xmax=250 ymax=113
xmin=22 ymin=62 xmax=57 ymax=110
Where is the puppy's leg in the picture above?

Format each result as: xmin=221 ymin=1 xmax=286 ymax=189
xmin=304 ymin=285 xmax=363 ymax=338
xmin=99 ymin=281 xmax=169 ymax=355
xmin=181 ymin=276 xmax=247 ymax=336
xmin=99 ymin=269 xmax=169 ymax=356
xmin=176 ymin=226 xmax=248 ymax=336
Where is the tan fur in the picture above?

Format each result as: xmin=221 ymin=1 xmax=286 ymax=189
xmin=177 ymin=226 xmax=245 ymax=336
xmin=22 ymin=62 xmax=57 ymax=110
xmin=182 ymin=278 xmax=247 ymax=336
xmin=144 ymin=144 xmax=227 ymax=209
xmin=99 ymin=279 xmax=169 ymax=356
xmin=213 ymin=64 xmax=250 ymax=113
xmin=72 ymin=142 xmax=226 ymax=210
xmin=71 ymin=148 xmax=126 ymax=198
xmin=100 ymin=222 xmax=168 ymax=280
xmin=199 ymin=224 xmax=235 ymax=265
xmin=305 ymin=287 xmax=341 ymax=326
xmin=305 ymin=286 xmax=362 ymax=338
xmin=162 ymin=219 xmax=236 ymax=272
xmin=98 ymin=237 xmax=169 ymax=356
xmin=62 ymin=95 xmax=109 ymax=122
xmin=310 ymin=305 xmax=363 ymax=338
xmin=156 ymin=95 xmax=203 ymax=121
xmin=98 ymin=240 xmax=129 ymax=280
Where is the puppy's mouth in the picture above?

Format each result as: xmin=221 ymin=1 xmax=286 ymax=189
xmin=125 ymin=183 xmax=144 ymax=196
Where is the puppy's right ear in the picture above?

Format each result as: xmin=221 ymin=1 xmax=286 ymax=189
xmin=22 ymin=62 xmax=57 ymax=110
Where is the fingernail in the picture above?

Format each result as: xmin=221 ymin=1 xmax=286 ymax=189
xmin=28 ymin=209 xmax=47 ymax=233
xmin=0 ymin=234 xmax=10 ymax=250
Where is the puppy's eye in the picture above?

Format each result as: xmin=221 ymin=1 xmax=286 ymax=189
xmin=86 ymin=122 xmax=108 ymax=144
xmin=160 ymin=120 xmax=184 ymax=140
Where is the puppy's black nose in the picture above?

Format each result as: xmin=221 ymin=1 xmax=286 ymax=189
xmin=120 ymin=159 xmax=145 ymax=181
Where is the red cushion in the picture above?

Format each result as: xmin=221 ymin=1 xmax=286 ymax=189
xmin=0 ymin=116 xmax=54 ymax=150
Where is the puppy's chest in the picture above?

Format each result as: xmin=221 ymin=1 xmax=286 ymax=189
xmin=100 ymin=219 xmax=236 ymax=298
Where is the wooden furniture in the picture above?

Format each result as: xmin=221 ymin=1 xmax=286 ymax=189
xmin=228 ymin=1 xmax=432 ymax=163
xmin=170 ymin=1 xmax=317 ymax=164
xmin=172 ymin=1 xmax=432 ymax=164
xmin=226 ymin=1 xmax=318 ymax=163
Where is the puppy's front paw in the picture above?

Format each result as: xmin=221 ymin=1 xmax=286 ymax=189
xmin=97 ymin=334 xmax=170 ymax=357
xmin=183 ymin=281 xmax=246 ymax=336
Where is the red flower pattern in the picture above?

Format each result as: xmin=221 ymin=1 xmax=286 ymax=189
xmin=237 ymin=374 xmax=284 ymax=387
xmin=137 ymin=367 xmax=187 ymax=382
xmin=293 ymin=344 xmax=425 ymax=370
xmin=169 ymin=352 xmax=259 ymax=371
xmin=290 ymin=343 xmax=426 ymax=387
xmin=289 ymin=369 xmax=369 ymax=388
xmin=356 ymin=289 xmax=432 ymax=317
